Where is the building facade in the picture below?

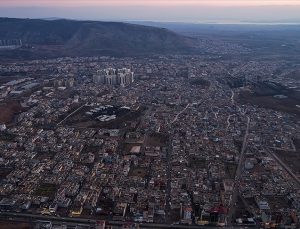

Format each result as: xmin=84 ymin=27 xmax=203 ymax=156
xmin=93 ymin=68 xmax=134 ymax=86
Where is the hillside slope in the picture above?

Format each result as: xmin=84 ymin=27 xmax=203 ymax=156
xmin=0 ymin=18 xmax=196 ymax=58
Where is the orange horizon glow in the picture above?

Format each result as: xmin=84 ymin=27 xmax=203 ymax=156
xmin=2 ymin=0 xmax=300 ymax=7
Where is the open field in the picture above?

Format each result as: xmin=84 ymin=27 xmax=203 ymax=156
xmin=285 ymin=70 xmax=300 ymax=80
xmin=145 ymin=133 xmax=169 ymax=147
xmin=0 ymin=100 xmax=23 ymax=124
xmin=275 ymin=138 xmax=300 ymax=175
xmin=128 ymin=167 xmax=148 ymax=178
xmin=235 ymin=196 xmax=252 ymax=219
xmin=0 ymin=167 xmax=13 ymax=181
xmin=0 ymin=75 xmax=22 ymax=85
xmin=189 ymin=157 xmax=206 ymax=169
xmin=294 ymin=138 xmax=300 ymax=150
xmin=225 ymin=163 xmax=238 ymax=179
xmin=122 ymin=143 xmax=143 ymax=155
xmin=238 ymin=87 xmax=300 ymax=119
xmin=266 ymin=196 xmax=291 ymax=210
xmin=34 ymin=183 xmax=57 ymax=200
xmin=275 ymin=150 xmax=300 ymax=175
xmin=189 ymin=78 xmax=211 ymax=88
xmin=0 ymin=132 xmax=17 ymax=141
xmin=64 ymin=105 xmax=143 ymax=129
xmin=0 ymin=221 xmax=32 ymax=229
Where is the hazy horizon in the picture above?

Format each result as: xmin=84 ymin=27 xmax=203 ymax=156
xmin=1 ymin=0 xmax=300 ymax=23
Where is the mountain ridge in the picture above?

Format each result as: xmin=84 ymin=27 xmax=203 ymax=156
xmin=0 ymin=17 xmax=196 ymax=59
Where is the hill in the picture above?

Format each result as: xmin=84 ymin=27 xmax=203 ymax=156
xmin=0 ymin=18 xmax=196 ymax=59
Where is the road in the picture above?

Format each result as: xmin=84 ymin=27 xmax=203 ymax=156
xmin=226 ymin=114 xmax=235 ymax=130
xmin=164 ymin=103 xmax=191 ymax=223
xmin=57 ymin=103 xmax=87 ymax=126
xmin=165 ymin=136 xmax=172 ymax=224
xmin=166 ymin=103 xmax=190 ymax=222
xmin=157 ymin=123 xmax=161 ymax=133
xmin=212 ymin=107 xmax=219 ymax=119
xmin=0 ymin=211 xmax=250 ymax=229
xmin=231 ymin=90 xmax=235 ymax=105
xmin=170 ymin=103 xmax=190 ymax=124
xmin=227 ymin=116 xmax=250 ymax=225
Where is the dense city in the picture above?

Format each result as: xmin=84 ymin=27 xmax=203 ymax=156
xmin=0 ymin=55 xmax=299 ymax=229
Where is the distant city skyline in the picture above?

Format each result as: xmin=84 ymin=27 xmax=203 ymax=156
xmin=1 ymin=0 xmax=300 ymax=23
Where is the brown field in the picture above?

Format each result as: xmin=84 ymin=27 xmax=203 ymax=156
xmin=238 ymin=90 xmax=300 ymax=119
xmin=122 ymin=143 xmax=143 ymax=155
xmin=235 ymin=196 xmax=253 ymax=219
xmin=285 ymin=70 xmax=300 ymax=80
xmin=128 ymin=167 xmax=148 ymax=178
xmin=0 ymin=76 xmax=20 ymax=85
xmin=190 ymin=78 xmax=211 ymax=88
xmin=145 ymin=133 xmax=169 ymax=147
xmin=0 ymin=168 xmax=12 ymax=180
xmin=275 ymin=150 xmax=300 ymax=175
xmin=0 ymin=100 xmax=23 ymax=124
xmin=275 ymin=138 xmax=300 ymax=175
xmin=225 ymin=163 xmax=238 ymax=179
xmin=34 ymin=183 xmax=57 ymax=200
xmin=294 ymin=138 xmax=300 ymax=151
xmin=0 ymin=222 xmax=32 ymax=229
xmin=64 ymin=105 xmax=143 ymax=129
xmin=189 ymin=157 xmax=206 ymax=169
xmin=266 ymin=196 xmax=290 ymax=210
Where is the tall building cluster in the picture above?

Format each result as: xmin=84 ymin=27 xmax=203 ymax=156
xmin=93 ymin=68 xmax=134 ymax=86
xmin=53 ymin=78 xmax=75 ymax=88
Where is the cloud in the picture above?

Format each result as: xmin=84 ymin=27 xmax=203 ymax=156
xmin=1 ymin=0 xmax=300 ymax=23
xmin=2 ymin=0 xmax=300 ymax=7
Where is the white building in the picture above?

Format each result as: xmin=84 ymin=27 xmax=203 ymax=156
xmin=93 ymin=68 xmax=134 ymax=86
xmin=0 ymin=124 xmax=6 ymax=131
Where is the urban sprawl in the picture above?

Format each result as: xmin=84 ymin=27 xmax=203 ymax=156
xmin=0 ymin=55 xmax=299 ymax=229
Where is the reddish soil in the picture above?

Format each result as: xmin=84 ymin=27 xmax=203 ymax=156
xmin=0 ymin=100 xmax=23 ymax=124
xmin=0 ymin=222 xmax=32 ymax=229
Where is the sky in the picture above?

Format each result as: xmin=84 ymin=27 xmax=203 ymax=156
xmin=1 ymin=0 xmax=300 ymax=23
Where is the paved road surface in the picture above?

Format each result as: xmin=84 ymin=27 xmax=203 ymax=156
xmin=57 ymin=103 xmax=87 ymax=126
xmin=170 ymin=103 xmax=190 ymax=124
xmin=0 ymin=211 xmax=254 ymax=229
xmin=227 ymin=116 xmax=250 ymax=225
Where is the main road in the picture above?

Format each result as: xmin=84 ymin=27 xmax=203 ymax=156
xmin=166 ymin=103 xmax=192 ymax=222
xmin=170 ymin=103 xmax=190 ymax=124
xmin=57 ymin=102 xmax=88 ymax=126
xmin=0 ymin=211 xmax=251 ymax=229
xmin=227 ymin=116 xmax=250 ymax=225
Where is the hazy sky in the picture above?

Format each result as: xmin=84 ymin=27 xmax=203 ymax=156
xmin=1 ymin=0 xmax=300 ymax=23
